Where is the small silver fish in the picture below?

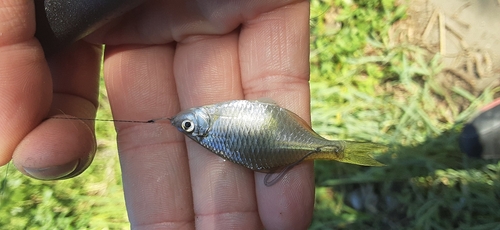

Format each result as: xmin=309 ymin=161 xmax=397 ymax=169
xmin=170 ymin=100 xmax=385 ymax=186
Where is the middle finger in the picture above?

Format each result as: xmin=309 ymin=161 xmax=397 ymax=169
xmin=174 ymin=31 xmax=262 ymax=229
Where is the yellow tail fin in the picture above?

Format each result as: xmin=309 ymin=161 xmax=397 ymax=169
xmin=337 ymin=141 xmax=386 ymax=166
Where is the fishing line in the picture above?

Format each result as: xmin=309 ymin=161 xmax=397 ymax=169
xmin=0 ymin=117 xmax=167 ymax=198
xmin=50 ymin=117 xmax=162 ymax=124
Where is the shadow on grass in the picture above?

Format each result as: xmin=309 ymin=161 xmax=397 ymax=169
xmin=312 ymin=127 xmax=500 ymax=229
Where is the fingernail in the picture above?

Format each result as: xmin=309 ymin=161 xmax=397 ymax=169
xmin=23 ymin=159 xmax=80 ymax=180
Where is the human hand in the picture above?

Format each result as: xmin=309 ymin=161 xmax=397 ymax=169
xmin=0 ymin=0 xmax=313 ymax=229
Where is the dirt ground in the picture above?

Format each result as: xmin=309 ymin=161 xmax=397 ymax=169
xmin=397 ymin=0 xmax=500 ymax=95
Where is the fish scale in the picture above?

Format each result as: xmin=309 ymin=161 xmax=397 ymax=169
xmin=206 ymin=101 xmax=313 ymax=170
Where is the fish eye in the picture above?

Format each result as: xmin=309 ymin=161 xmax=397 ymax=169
xmin=181 ymin=120 xmax=195 ymax=132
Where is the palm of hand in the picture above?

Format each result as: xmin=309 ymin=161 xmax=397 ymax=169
xmin=0 ymin=0 xmax=312 ymax=228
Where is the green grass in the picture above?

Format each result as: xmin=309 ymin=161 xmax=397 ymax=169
xmin=310 ymin=0 xmax=500 ymax=229
xmin=2 ymin=0 xmax=500 ymax=229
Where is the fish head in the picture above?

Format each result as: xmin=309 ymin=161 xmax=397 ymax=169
xmin=170 ymin=107 xmax=211 ymax=141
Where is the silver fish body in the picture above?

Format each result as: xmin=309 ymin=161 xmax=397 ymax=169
xmin=170 ymin=100 xmax=384 ymax=173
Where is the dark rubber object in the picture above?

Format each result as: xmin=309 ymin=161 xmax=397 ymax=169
xmin=34 ymin=0 xmax=147 ymax=57
xmin=460 ymin=102 xmax=500 ymax=159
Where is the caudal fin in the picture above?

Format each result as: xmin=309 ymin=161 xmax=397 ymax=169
xmin=337 ymin=141 xmax=386 ymax=166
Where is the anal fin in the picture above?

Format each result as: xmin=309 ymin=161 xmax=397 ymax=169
xmin=263 ymin=149 xmax=319 ymax=186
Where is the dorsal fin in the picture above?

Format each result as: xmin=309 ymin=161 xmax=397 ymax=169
xmin=284 ymin=110 xmax=314 ymax=131
xmin=254 ymin=98 xmax=314 ymax=133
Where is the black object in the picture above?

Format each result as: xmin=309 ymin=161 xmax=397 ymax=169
xmin=34 ymin=0 xmax=147 ymax=57
xmin=459 ymin=124 xmax=483 ymax=158
xmin=460 ymin=101 xmax=500 ymax=159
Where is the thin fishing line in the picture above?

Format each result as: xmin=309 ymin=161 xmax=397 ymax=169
xmin=0 ymin=117 xmax=168 ymax=196
xmin=50 ymin=117 xmax=165 ymax=124
xmin=0 ymin=117 xmax=168 ymax=201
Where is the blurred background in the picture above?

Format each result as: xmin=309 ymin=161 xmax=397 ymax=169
xmin=2 ymin=0 xmax=500 ymax=229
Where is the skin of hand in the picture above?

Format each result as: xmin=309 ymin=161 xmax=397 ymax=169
xmin=0 ymin=0 xmax=313 ymax=229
